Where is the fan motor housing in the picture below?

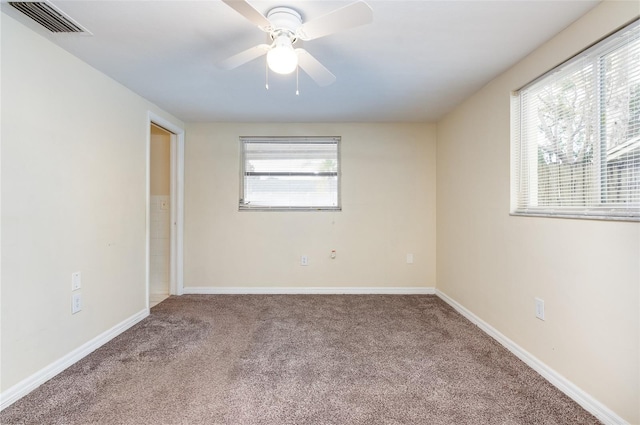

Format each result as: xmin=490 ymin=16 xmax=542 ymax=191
xmin=267 ymin=7 xmax=302 ymax=35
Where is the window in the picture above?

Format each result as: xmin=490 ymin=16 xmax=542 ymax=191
xmin=512 ymin=20 xmax=640 ymax=221
xmin=239 ymin=136 xmax=341 ymax=211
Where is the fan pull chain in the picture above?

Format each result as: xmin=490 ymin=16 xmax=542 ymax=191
xmin=296 ymin=66 xmax=299 ymax=96
xmin=265 ymin=59 xmax=269 ymax=90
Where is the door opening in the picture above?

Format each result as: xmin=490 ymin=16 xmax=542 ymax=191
xmin=147 ymin=113 xmax=185 ymax=309
xmin=149 ymin=124 xmax=172 ymax=307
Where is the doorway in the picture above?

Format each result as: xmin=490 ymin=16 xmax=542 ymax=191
xmin=149 ymin=124 xmax=171 ymax=306
xmin=147 ymin=113 xmax=184 ymax=308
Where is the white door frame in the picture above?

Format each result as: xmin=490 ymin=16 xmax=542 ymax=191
xmin=147 ymin=112 xmax=185 ymax=308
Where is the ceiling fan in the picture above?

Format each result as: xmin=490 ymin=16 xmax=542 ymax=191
xmin=218 ymin=0 xmax=373 ymax=87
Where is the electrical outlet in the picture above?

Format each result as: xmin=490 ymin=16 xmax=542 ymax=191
xmin=535 ymin=297 xmax=545 ymax=321
xmin=71 ymin=271 xmax=81 ymax=291
xmin=406 ymin=253 xmax=414 ymax=264
xmin=72 ymin=293 xmax=82 ymax=314
xmin=301 ymin=255 xmax=309 ymax=266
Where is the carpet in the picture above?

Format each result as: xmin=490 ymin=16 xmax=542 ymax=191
xmin=0 ymin=295 xmax=600 ymax=424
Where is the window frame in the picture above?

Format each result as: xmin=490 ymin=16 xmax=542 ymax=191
xmin=511 ymin=19 xmax=640 ymax=222
xmin=238 ymin=136 xmax=342 ymax=212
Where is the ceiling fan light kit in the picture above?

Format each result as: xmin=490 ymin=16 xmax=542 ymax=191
xmin=220 ymin=0 xmax=373 ymax=88
xmin=266 ymin=32 xmax=298 ymax=74
xmin=265 ymin=7 xmax=302 ymax=75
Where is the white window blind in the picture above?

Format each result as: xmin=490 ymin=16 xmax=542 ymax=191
xmin=239 ymin=136 xmax=341 ymax=211
xmin=512 ymin=19 xmax=640 ymax=221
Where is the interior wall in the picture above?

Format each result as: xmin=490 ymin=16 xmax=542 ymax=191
xmin=436 ymin=2 xmax=640 ymax=423
xmin=0 ymin=13 xmax=183 ymax=392
xmin=184 ymin=122 xmax=436 ymax=289
xmin=150 ymin=125 xmax=171 ymax=196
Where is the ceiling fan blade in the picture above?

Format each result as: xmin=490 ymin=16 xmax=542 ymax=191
xmin=296 ymin=1 xmax=373 ymax=41
xmin=218 ymin=44 xmax=270 ymax=70
xmin=296 ymin=49 xmax=336 ymax=87
xmin=221 ymin=0 xmax=271 ymax=31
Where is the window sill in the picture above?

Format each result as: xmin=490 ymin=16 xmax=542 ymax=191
xmin=239 ymin=206 xmax=342 ymax=212
xmin=510 ymin=210 xmax=639 ymax=222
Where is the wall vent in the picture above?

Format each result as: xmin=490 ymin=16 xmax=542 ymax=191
xmin=9 ymin=1 xmax=87 ymax=33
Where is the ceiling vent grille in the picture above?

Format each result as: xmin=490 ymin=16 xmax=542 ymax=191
xmin=9 ymin=1 xmax=86 ymax=33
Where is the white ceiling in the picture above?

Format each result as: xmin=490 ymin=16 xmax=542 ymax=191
xmin=2 ymin=0 xmax=600 ymax=122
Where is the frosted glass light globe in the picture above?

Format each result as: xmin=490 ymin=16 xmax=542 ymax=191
xmin=267 ymin=35 xmax=298 ymax=75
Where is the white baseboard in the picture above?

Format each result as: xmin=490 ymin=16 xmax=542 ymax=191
xmin=183 ymin=286 xmax=436 ymax=295
xmin=435 ymin=290 xmax=628 ymax=425
xmin=0 ymin=308 xmax=149 ymax=411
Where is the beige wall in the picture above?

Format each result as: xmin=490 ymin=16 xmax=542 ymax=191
xmin=150 ymin=125 xmax=171 ymax=196
xmin=436 ymin=2 xmax=640 ymax=423
xmin=184 ymin=122 xmax=436 ymax=289
xmin=0 ymin=13 xmax=183 ymax=391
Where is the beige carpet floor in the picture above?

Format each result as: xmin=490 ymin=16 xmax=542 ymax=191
xmin=0 ymin=295 xmax=600 ymax=424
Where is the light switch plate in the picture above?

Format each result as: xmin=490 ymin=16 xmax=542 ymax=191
xmin=72 ymin=272 xmax=81 ymax=291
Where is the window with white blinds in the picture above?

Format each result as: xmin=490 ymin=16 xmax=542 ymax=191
xmin=239 ymin=136 xmax=341 ymax=211
xmin=512 ymin=19 xmax=640 ymax=221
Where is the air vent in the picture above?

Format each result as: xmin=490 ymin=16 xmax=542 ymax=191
xmin=9 ymin=1 xmax=86 ymax=33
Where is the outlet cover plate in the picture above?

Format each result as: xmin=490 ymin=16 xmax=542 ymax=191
xmin=72 ymin=293 xmax=82 ymax=314
xmin=535 ymin=297 xmax=545 ymax=321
